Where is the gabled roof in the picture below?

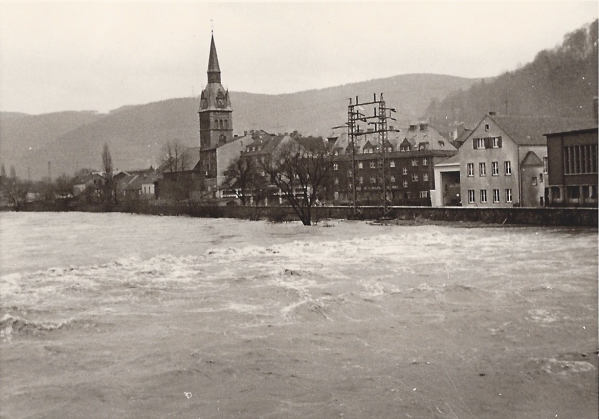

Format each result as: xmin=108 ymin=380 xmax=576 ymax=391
xmin=243 ymin=135 xmax=286 ymax=156
xmin=521 ymin=151 xmax=543 ymax=167
xmin=434 ymin=154 xmax=461 ymax=166
xmin=488 ymin=115 xmax=597 ymax=146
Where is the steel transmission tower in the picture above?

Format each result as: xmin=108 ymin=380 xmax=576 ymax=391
xmin=335 ymin=93 xmax=397 ymax=217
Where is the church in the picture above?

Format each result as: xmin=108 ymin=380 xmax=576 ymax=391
xmin=196 ymin=34 xmax=246 ymax=197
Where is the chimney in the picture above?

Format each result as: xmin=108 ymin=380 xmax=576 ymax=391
xmin=419 ymin=123 xmax=428 ymax=131
xmin=488 ymin=111 xmax=497 ymax=116
xmin=594 ymin=97 xmax=598 ymax=123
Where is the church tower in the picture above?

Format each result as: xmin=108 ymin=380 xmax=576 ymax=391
xmin=199 ymin=34 xmax=233 ymax=150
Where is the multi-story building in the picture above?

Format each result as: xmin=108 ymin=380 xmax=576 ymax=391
xmin=328 ymin=123 xmax=457 ymax=205
xmin=457 ymin=113 xmax=595 ymax=207
xmin=544 ymin=126 xmax=598 ymax=207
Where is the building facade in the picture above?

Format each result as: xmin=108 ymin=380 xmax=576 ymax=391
xmin=328 ymin=123 xmax=457 ymax=206
xmin=545 ymin=127 xmax=598 ymax=207
xmin=458 ymin=113 xmax=595 ymax=208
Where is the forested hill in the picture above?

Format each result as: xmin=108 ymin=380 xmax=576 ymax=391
xmin=2 ymin=74 xmax=480 ymax=180
xmin=425 ymin=19 xmax=598 ymax=133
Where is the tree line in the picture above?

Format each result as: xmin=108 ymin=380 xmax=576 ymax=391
xmin=425 ymin=19 xmax=598 ymax=132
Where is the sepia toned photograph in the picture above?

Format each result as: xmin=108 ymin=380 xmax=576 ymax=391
xmin=0 ymin=1 xmax=597 ymax=418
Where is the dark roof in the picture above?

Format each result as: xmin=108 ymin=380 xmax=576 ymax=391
xmin=207 ymin=34 xmax=221 ymax=74
xmin=243 ymin=135 xmax=286 ymax=156
xmin=544 ymin=126 xmax=598 ymax=136
xmin=295 ymin=136 xmax=326 ymax=151
xmin=489 ymin=115 xmax=597 ymax=146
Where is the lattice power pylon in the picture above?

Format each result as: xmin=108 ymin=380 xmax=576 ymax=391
xmin=334 ymin=93 xmax=397 ymax=217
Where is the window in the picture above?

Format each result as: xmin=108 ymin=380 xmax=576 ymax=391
xmin=543 ymin=157 xmax=548 ymax=173
xmin=390 ymin=160 xmax=395 ymax=168
xmin=493 ymin=189 xmax=500 ymax=203
xmin=334 ymin=177 xmax=339 ymax=185
xmin=423 ymin=173 xmax=429 ymax=182
xmin=539 ymin=173 xmax=543 ymax=183
xmin=505 ymin=189 xmax=513 ymax=203
xmin=405 ymin=192 xmax=411 ymax=199
xmin=358 ymin=162 xmax=363 ymax=169
xmin=412 ymin=159 xmax=418 ymax=167
xmin=370 ymin=161 xmax=376 ymax=169
xmin=359 ymin=176 xmax=364 ymax=184
xmin=370 ymin=176 xmax=376 ymax=184
xmin=378 ymin=161 xmax=383 ymax=169
xmin=333 ymin=163 xmax=338 ymax=171
xmin=480 ymin=189 xmax=487 ymax=203
xmin=403 ymin=168 xmax=408 ymax=175
xmin=475 ymin=138 xmax=486 ymax=149
xmin=492 ymin=161 xmax=499 ymax=176
xmin=485 ymin=123 xmax=490 ymax=131
xmin=479 ymin=162 xmax=486 ymax=177
xmin=347 ymin=169 xmax=352 ymax=176
xmin=390 ymin=176 xmax=396 ymax=183
xmin=504 ymin=161 xmax=512 ymax=175
xmin=403 ymin=180 xmax=408 ymax=188
xmin=532 ymin=177 xmax=537 ymax=186
xmin=468 ymin=189 xmax=475 ymax=203
xmin=422 ymin=158 xmax=428 ymax=166
xmin=438 ymin=141 xmax=445 ymax=147
xmin=420 ymin=191 xmax=429 ymax=198
xmin=467 ymin=163 xmax=474 ymax=177
xmin=492 ymin=137 xmax=500 ymax=148
xmin=411 ymin=173 xmax=419 ymax=182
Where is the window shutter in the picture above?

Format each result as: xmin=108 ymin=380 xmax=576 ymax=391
xmin=473 ymin=139 xmax=477 ymax=149
xmin=497 ymin=136 xmax=502 ymax=148
xmin=484 ymin=137 xmax=490 ymax=149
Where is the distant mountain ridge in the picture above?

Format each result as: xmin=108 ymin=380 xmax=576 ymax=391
xmin=1 ymin=73 xmax=482 ymax=180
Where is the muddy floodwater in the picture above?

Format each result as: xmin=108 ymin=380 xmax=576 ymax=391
xmin=1 ymin=212 xmax=597 ymax=418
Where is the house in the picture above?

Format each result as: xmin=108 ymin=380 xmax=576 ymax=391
xmin=544 ymin=126 xmax=598 ymax=207
xmin=223 ymin=131 xmax=295 ymax=204
xmin=117 ymin=167 xmax=162 ymax=199
xmin=457 ymin=112 xmax=596 ymax=207
xmin=73 ymin=172 xmax=104 ymax=197
xmin=328 ymin=122 xmax=457 ymax=205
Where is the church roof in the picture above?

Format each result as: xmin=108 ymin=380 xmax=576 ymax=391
xmin=207 ymin=34 xmax=221 ymax=83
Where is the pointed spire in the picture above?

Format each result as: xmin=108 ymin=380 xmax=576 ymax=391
xmin=207 ymin=34 xmax=221 ymax=83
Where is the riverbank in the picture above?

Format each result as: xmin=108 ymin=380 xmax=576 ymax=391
xmin=11 ymin=200 xmax=599 ymax=227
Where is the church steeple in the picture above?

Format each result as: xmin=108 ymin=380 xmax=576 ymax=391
xmin=207 ymin=34 xmax=221 ymax=83
xmin=199 ymin=33 xmax=233 ymax=151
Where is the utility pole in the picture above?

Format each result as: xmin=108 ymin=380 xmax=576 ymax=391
xmin=334 ymin=93 xmax=397 ymax=217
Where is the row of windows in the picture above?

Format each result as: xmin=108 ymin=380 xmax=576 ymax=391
xmin=213 ymin=119 xmax=228 ymax=129
xmin=467 ymin=161 xmax=511 ymax=177
xmin=564 ymin=144 xmax=598 ymax=174
xmin=336 ymin=174 xmax=429 ymax=186
xmin=473 ymin=136 xmax=502 ymax=149
xmin=332 ymin=158 xmax=428 ymax=171
xmin=467 ymin=188 xmax=513 ymax=204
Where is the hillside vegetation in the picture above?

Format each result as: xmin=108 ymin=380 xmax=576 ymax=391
xmin=425 ymin=19 xmax=598 ymax=132
xmin=2 ymin=74 xmax=480 ymax=179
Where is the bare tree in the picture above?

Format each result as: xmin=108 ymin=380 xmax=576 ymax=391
xmin=262 ymin=138 xmax=331 ymax=226
xmin=159 ymin=139 xmax=191 ymax=177
xmin=223 ymin=156 xmax=268 ymax=206
xmin=7 ymin=166 xmax=28 ymax=210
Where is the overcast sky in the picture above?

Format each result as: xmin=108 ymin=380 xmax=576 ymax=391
xmin=0 ymin=1 xmax=596 ymax=115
